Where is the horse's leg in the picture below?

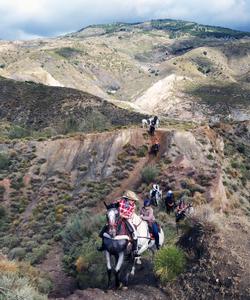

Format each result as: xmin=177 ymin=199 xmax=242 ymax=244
xmin=105 ymin=251 xmax=112 ymax=289
xmin=115 ymin=252 xmax=124 ymax=288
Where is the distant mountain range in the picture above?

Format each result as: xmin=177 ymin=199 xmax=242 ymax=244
xmin=0 ymin=18 xmax=249 ymax=123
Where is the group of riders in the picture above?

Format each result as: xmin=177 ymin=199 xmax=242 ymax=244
xmin=144 ymin=116 xmax=160 ymax=155
xmin=98 ymin=186 xmax=191 ymax=255
xmin=97 ymin=115 xmax=191 ymax=256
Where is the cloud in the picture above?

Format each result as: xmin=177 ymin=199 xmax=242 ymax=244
xmin=0 ymin=0 xmax=249 ymax=40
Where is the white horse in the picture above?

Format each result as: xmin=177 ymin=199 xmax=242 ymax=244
xmin=131 ymin=213 xmax=164 ymax=268
xmin=142 ymin=118 xmax=150 ymax=128
xmin=103 ymin=205 xmax=164 ymax=287
xmin=149 ymin=185 xmax=163 ymax=207
xmin=141 ymin=117 xmax=160 ymax=129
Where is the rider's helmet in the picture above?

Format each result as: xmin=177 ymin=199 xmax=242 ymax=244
xmin=144 ymin=199 xmax=151 ymax=207
xmin=153 ymin=184 xmax=159 ymax=190
xmin=167 ymin=190 xmax=173 ymax=196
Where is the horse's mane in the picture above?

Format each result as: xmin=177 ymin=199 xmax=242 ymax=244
xmin=131 ymin=213 xmax=146 ymax=226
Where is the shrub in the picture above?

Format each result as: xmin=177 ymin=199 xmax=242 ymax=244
xmin=8 ymin=247 xmax=26 ymax=260
xmin=0 ymin=257 xmax=50 ymax=299
xmin=136 ymin=145 xmax=148 ymax=157
xmin=206 ymin=154 xmax=213 ymax=160
xmin=26 ymin=244 xmax=50 ymax=265
xmin=61 ymin=209 xmax=105 ymax=251
xmin=141 ymin=165 xmax=159 ymax=184
xmin=154 ymin=245 xmax=186 ymax=282
xmin=75 ymin=236 xmax=107 ymax=289
xmin=0 ymin=204 xmax=6 ymax=217
xmin=61 ymin=210 xmax=106 ymax=287
xmin=0 ymin=152 xmax=9 ymax=170
xmin=8 ymin=125 xmax=30 ymax=139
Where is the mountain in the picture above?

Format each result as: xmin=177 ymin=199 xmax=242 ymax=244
xmin=0 ymin=19 xmax=250 ymax=300
xmin=0 ymin=19 xmax=249 ymax=121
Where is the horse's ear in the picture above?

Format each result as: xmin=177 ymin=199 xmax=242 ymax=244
xmin=103 ymin=201 xmax=108 ymax=209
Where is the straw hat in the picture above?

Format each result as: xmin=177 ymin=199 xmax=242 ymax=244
xmin=123 ymin=190 xmax=140 ymax=202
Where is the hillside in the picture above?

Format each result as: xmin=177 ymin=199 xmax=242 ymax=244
xmin=0 ymin=18 xmax=250 ymax=300
xmin=0 ymin=120 xmax=250 ymax=299
xmin=0 ymin=76 xmax=143 ymax=135
xmin=0 ymin=19 xmax=249 ymax=121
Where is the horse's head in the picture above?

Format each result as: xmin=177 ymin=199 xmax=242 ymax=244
xmin=105 ymin=203 xmax=120 ymax=238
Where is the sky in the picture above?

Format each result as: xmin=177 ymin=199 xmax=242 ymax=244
xmin=0 ymin=0 xmax=250 ymax=40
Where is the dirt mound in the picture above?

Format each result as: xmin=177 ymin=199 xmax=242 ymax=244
xmin=165 ymin=214 xmax=250 ymax=300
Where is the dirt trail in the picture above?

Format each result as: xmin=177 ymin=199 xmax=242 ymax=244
xmin=96 ymin=129 xmax=171 ymax=210
xmin=39 ymin=246 xmax=77 ymax=298
xmin=46 ymin=128 xmax=172 ymax=299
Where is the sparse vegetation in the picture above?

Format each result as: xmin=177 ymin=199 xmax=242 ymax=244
xmin=141 ymin=165 xmax=159 ymax=184
xmin=154 ymin=245 xmax=186 ymax=282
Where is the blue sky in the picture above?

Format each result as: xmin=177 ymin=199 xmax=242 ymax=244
xmin=0 ymin=0 xmax=250 ymax=40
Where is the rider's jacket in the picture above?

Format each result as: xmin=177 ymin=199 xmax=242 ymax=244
xmin=140 ymin=206 xmax=155 ymax=226
xmin=116 ymin=198 xmax=135 ymax=219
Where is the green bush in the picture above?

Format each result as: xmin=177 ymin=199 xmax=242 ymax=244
xmin=61 ymin=209 xmax=105 ymax=251
xmin=8 ymin=247 xmax=26 ymax=260
xmin=0 ymin=204 xmax=6 ymax=217
xmin=206 ymin=154 xmax=213 ymax=160
xmin=154 ymin=245 xmax=186 ymax=282
xmin=8 ymin=125 xmax=30 ymax=139
xmin=141 ymin=165 xmax=159 ymax=184
xmin=136 ymin=145 xmax=148 ymax=157
xmin=0 ymin=152 xmax=9 ymax=170
xmin=61 ymin=210 xmax=106 ymax=287
xmin=26 ymin=244 xmax=50 ymax=265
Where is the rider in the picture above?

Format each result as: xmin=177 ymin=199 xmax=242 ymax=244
xmin=140 ymin=199 xmax=160 ymax=250
xmin=165 ymin=189 xmax=175 ymax=212
xmin=150 ymin=184 xmax=160 ymax=205
xmin=150 ymin=137 xmax=160 ymax=156
xmin=175 ymin=196 xmax=188 ymax=222
xmin=98 ymin=190 xmax=139 ymax=255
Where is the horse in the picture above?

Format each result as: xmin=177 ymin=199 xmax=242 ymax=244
xmin=130 ymin=213 xmax=164 ymax=265
xmin=142 ymin=117 xmax=160 ymax=129
xmin=103 ymin=203 xmax=164 ymax=288
xmin=150 ymin=143 xmax=160 ymax=156
xmin=149 ymin=116 xmax=160 ymax=128
xmin=142 ymin=119 xmax=150 ymax=128
xmin=149 ymin=188 xmax=162 ymax=207
xmin=165 ymin=193 xmax=176 ymax=214
xmin=165 ymin=199 xmax=176 ymax=214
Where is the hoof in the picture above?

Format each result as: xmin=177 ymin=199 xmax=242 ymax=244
xmin=122 ymin=286 xmax=128 ymax=291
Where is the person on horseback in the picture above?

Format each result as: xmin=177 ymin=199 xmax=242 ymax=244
xmin=140 ymin=199 xmax=160 ymax=250
xmin=149 ymin=184 xmax=160 ymax=206
xmin=98 ymin=190 xmax=139 ymax=255
xmin=165 ymin=189 xmax=175 ymax=214
xmin=175 ymin=196 xmax=188 ymax=222
xmin=149 ymin=117 xmax=157 ymax=136
xmin=150 ymin=138 xmax=160 ymax=156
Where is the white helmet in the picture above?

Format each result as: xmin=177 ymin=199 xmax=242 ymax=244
xmin=167 ymin=190 xmax=173 ymax=195
xmin=153 ymin=184 xmax=159 ymax=190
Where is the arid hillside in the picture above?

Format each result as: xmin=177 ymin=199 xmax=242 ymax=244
xmin=0 ymin=76 xmax=143 ymax=134
xmin=0 ymin=19 xmax=249 ymax=121
xmin=0 ymin=121 xmax=249 ymax=299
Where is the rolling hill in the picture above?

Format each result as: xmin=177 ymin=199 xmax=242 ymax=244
xmin=0 ymin=19 xmax=249 ymax=121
